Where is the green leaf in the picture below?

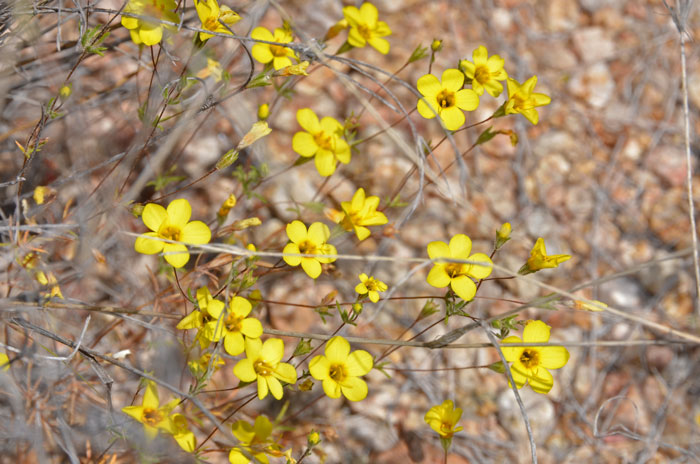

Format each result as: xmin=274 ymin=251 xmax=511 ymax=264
xmin=408 ymin=43 xmax=429 ymax=63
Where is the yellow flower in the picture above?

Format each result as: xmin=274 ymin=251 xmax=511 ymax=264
xmin=459 ymin=46 xmax=507 ymax=97
xmin=218 ymin=193 xmax=237 ymax=218
xmin=309 ymin=336 xmax=373 ymax=402
xmin=251 ymin=26 xmax=297 ymax=70
xmin=504 ymin=76 xmax=551 ymax=125
xmin=0 ymin=353 xmax=9 ymax=371
xmin=134 ymin=198 xmax=211 ymax=268
xmin=307 ymin=430 xmax=321 ymax=446
xmin=417 ymin=69 xmax=479 ymax=131
xmin=518 ymin=237 xmax=571 ymax=275
xmin=233 ymin=338 xmax=298 ymax=400
xmin=257 ymin=103 xmax=270 ymax=120
xmin=196 ymin=57 xmax=225 ymax=82
xmin=343 ymin=2 xmax=392 ymax=54
xmin=426 ymin=234 xmax=493 ymax=301
xmin=424 ymin=400 xmax=463 ymax=438
xmin=329 ymin=188 xmax=387 ymax=240
xmin=355 ymin=273 xmax=387 ymax=303
xmin=229 ymin=415 xmax=274 ymax=464
xmin=495 ymin=222 xmax=511 ymax=249
xmin=204 ymin=296 xmax=263 ymax=356
xmin=195 ymin=0 xmax=240 ymax=41
xmin=120 ymin=0 xmax=180 ymax=46
xmin=177 ymin=286 xmax=222 ymax=336
xmin=292 ymin=108 xmax=350 ymax=177
xmin=282 ymin=221 xmax=337 ymax=279
xmin=188 ymin=352 xmax=225 ymax=377
xmin=171 ymin=413 xmax=196 ymax=453
xmin=275 ymin=61 xmax=309 ymax=76
xmin=501 ymin=320 xmax=570 ymax=394
xmin=121 ymin=381 xmax=177 ymax=439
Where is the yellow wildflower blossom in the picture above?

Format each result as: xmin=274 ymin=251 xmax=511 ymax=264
xmin=195 ymin=0 xmax=240 ymax=41
xmin=342 ymin=2 xmax=392 ymax=54
xmin=504 ymin=76 xmax=551 ymax=125
xmin=229 ymin=415 xmax=274 ymax=464
xmin=355 ymin=273 xmax=387 ymax=303
xmin=459 ymin=46 xmax=507 ymax=97
xmin=233 ymin=338 xmax=297 ymax=400
xmin=257 ymin=103 xmax=270 ymax=120
xmin=204 ymin=296 xmax=263 ymax=356
xmin=121 ymin=0 xmax=180 ymax=46
xmin=292 ymin=108 xmax=350 ymax=177
xmin=518 ymin=237 xmax=571 ymax=275
xmin=121 ymin=381 xmax=177 ymax=439
xmin=329 ymin=188 xmax=387 ymax=240
xmin=417 ymin=69 xmax=479 ymax=131
xmin=501 ymin=320 xmax=570 ymax=394
xmin=134 ymin=198 xmax=211 ymax=268
xmin=188 ymin=352 xmax=225 ymax=377
xmin=251 ymin=26 xmax=297 ymax=70
xmin=171 ymin=413 xmax=196 ymax=453
xmin=424 ymin=400 xmax=463 ymax=438
xmin=309 ymin=336 xmax=373 ymax=402
xmin=426 ymin=234 xmax=493 ymax=301
xmin=282 ymin=221 xmax=337 ymax=279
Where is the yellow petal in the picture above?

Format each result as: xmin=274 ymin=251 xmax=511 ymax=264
xmin=283 ymin=243 xmax=302 ymax=266
xmin=134 ymin=232 xmax=164 ymax=254
xmin=467 ymin=253 xmax=493 ymax=279
xmin=309 ymin=355 xmax=330 ymax=380
xmin=367 ymin=37 xmax=390 ymax=54
xmin=346 ymin=350 xmax=373 ymax=376
xmin=500 ymin=336 xmax=523 ymax=362
xmin=417 ymin=98 xmax=438 ymax=119
xmin=528 ymin=368 xmax=554 ymax=394
xmin=166 ymin=199 xmax=192 ymax=227
xmin=426 ymin=265 xmax=450 ymax=288
xmin=292 ymin=131 xmax=318 ymax=157
xmin=417 ymin=74 xmax=441 ymax=98
xmin=341 ymin=376 xmax=368 ymax=401
xmin=297 ymin=108 xmax=321 ymax=133
xmin=455 ymin=88 xmax=479 ymax=111
xmin=472 ymin=45 xmax=488 ymax=65
xmin=142 ymin=203 xmax=167 ymax=231
xmin=448 ymin=234 xmax=472 ymax=259
xmin=359 ymin=2 xmax=378 ymax=27
xmin=301 ymin=258 xmax=322 ymax=278
xmin=307 ymin=222 xmax=330 ymax=245
xmin=539 ymin=346 xmax=569 ymax=370
xmin=325 ymin=336 xmax=350 ymax=363
xmin=450 ymin=275 xmax=476 ymax=301
xmin=314 ymin=150 xmax=336 ymax=176
xmin=440 ymin=106 xmax=465 ymax=131
xmin=322 ymin=378 xmax=342 ymax=398
xmin=181 ymin=221 xmax=211 ymax=245
xmin=427 ymin=240 xmax=449 ymax=259
xmin=441 ymin=68 xmax=465 ymax=92
xmin=163 ymin=243 xmax=189 ymax=268
xmin=233 ymin=358 xmax=256 ymax=382
xmin=286 ymin=220 xmax=308 ymax=243
xmin=261 ymin=338 xmax=284 ymax=364
xmin=251 ymin=43 xmax=273 ymax=63
xmin=522 ymin=320 xmax=550 ymax=344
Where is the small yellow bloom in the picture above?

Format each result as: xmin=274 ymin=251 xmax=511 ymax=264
xmin=275 ymin=61 xmax=309 ymax=76
xmin=120 ymin=0 xmax=180 ymax=46
xmin=417 ymin=69 xmax=479 ymax=131
xmin=504 ymin=76 xmax=551 ymax=125
xmin=121 ymin=381 xmax=178 ymax=439
xmin=431 ymin=39 xmax=443 ymax=52
xmin=0 ymin=353 xmax=9 ymax=371
xmin=171 ymin=413 xmax=196 ymax=453
xmin=343 ymin=2 xmax=392 ymax=54
xmin=495 ymin=222 xmax=511 ymax=249
xmin=218 ymin=193 xmax=237 ymax=217
xmin=251 ymin=26 xmax=297 ymax=70
xmin=282 ymin=221 xmax=337 ymax=279
xmin=195 ymin=0 xmax=239 ymax=41
xmin=33 ymin=186 xmax=53 ymax=205
xmin=204 ymin=296 xmax=263 ymax=356
xmin=292 ymin=108 xmax=350 ymax=177
xmin=59 ymin=85 xmax=72 ymax=98
xmin=229 ymin=415 xmax=274 ymax=464
xmin=134 ymin=198 xmax=211 ymax=268
xmin=459 ymin=46 xmax=508 ymax=97
xmin=518 ymin=237 xmax=571 ymax=275
xmin=309 ymin=336 xmax=373 ymax=401
xmin=238 ymin=121 xmax=272 ymax=150
xmin=197 ymin=57 xmax=225 ymax=82
xmin=501 ymin=320 xmax=570 ymax=394
xmin=188 ymin=352 xmax=225 ymax=377
xmin=426 ymin=234 xmax=493 ymax=301
xmin=329 ymin=188 xmax=387 ymax=240
xmin=258 ymin=103 xmax=270 ymax=120
xmin=307 ymin=430 xmax=321 ymax=446
xmin=233 ymin=338 xmax=297 ymax=400
xmin=424 ymin=400 xmax=463 ymax=438
xmin=355 ymin=273 xmax=387 ymax=303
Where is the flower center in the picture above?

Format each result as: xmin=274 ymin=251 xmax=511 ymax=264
xmin=444 ymin=263 xmax=465 ymax=278
xmin=313 ymin=131 xmax=334 ymax=151
xmin=436 ymin=89 xmax=455 ymax=109
xmin=204 ymin=16 xmax=219 ymax=31
xmin=158 ymin=224 xmax=182 ymax=241
xmin=440 ymin=421 xmax=454 ymax=437
xmin=329 ymin=363 xmax=347 ymax=383
xmin=298 ymin=240 xmax=318 ymax=255
xmin=254 ymin=360 xmax=274 ymax=376
xmin=142 ymin=407 xmax=163 ymax=426
xmin=474 ymin=65 xmax=490 ymax=84
xmin=224 ymin=312 xmax=243 ymax=332
xmin=357 ymin=24 xmax=372 ymax=39
xmin=519 ymin=348 xmax=540 ymax=369
xmin=270 ymin=44 xmax=288 ymax=58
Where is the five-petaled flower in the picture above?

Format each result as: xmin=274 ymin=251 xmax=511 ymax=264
xmin=204 ymin=295 xmax=263 ymax=356
xmin=342 ymin=2 xmax=392 ymax=54
xmin=426 ymin=234 xmax=493 ymax=301
xmin=424 ymin=399 xmax=463 ymax=438
xmin=121 ymin=381 xmax=178 ymax=439
xmin=355 ymin=273 xmax=387 ymax=303
xmin=194 ymin=0 xmax=240 ymax=42
xmin=134 ymin=198 xmax=212 ymax=268
xmin=309 ymin=336 xmax=373 ymax=401
xmin=501 ymin=320 xmax=570 ymax=394
xmin=328 ymin=188 xmax=387 ymax=240
xmin=518 ymin=237 xmax=571 ymax=275
xmin=170 ymin=413 xmax=196 ymax=452
xmin=417 ymin=69 xmax=479 ymax=131
xmin=229 ymin=415 xmax=275 ymax=464
xmin=233 ymin=337 xmax=297 ymax=400
xmin=283 ymin=221 xmax=337 ymax=279
xmin=459 ymin=46 xmax=508 ymax=97
xmin=121 ymin=0 xmax=180 ymax=46
xmin=504 ymin=76 xmax=551 ymax=125
xmin=292 ymin=108 xmax=350 ymax=177
xmin=251 ymin=26 xmax=297 ymax=70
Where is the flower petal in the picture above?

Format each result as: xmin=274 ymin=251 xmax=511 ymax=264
xmin=283 ymin=243 xmax=302 ymax=266
xmin=241 ymin=318 xmax=263 ymax=338
xmin=257 ymin=376 xmax=269 ymax=399
xmin=224 ymin=331 xmax=245 ymax=356
xmin=528 ymin=368 xmax=554 ymax=394
xmin=267 ymin=376 xmax=283 ymax=399
xmin=539 ymin=346 xmax=570 ymax=370
xmin=325 ymin=336 xmax=350 ymax=363
xmin=292 ymin=132 xmax=318 ymax=157
xmin=309 ymin=355 xmax=330 ymax=380
xmin=274 ymin=362 xmax=297 ymax=384
xmin=500 ymin=336 xmax=523 ymax=362
xmin=307 ymin=222 xmax=330 ymax=244
xmin=142 ymin=203 xmax=167 ymax=231
xmin=166 ymin=199 xmax=192 ymax=227
xmin=417 ymin=74 xmax=441 ymax=98
xmin=426 ymin=265 xmax=450 ymax=288
xmin=455 ymin=89 xmax=479 ymax=111
xmin=359 ymin=2 xmax=378 ymax=27
xmin=233 ymin=358 xmax=256 ymax=382
xmin=472 ymin=45 xmax=487 ymax=64
xmin=448 ymin=234 xmax=472 ymax=258
xmin=346 ymin=350 xmax=373 ymax=376
xmin=314 ymin=150 xmax=336 ymax=176
xmin=441 ymin=68 xmax=465 ymax=91
xmin=417 ymin=98 xmax=438 ymax=119
xmin=467 ymin=253 xmax=493 ymax=279
xmin=301 ymin=258 xmax=322 ymax=278
xmin=427 ymin=240 xmax=449 ymax=259
xmin=181 ymin=221 xmax=211 ymax=245
xmin=296 ymin=108 xmax=321 ymax=133
xmin=261 ymin=338 xmax=285 ymax=364
xmin=368 ymin=37 xmax=390 ymax=54
xmin=139 ymin=23 xmax=163 ymax=46
xmin=523 ymin=320 xmax=550 ymax=343
xmin=341 ymin=376 xmax=368 ymax=401
xmin=163 ymin=243 xmax=189 ymax=268
xmin=322 ymin=378 xmax=342 ymax=398
xmin=440 ymin=106 xmax=465 ymax=131
xmin=450 ymin=275 xmax=476 ymax=301
xmin=135 ymin=232 xmax=164 ymax=255
xmin=286 ymin=220 xmax=307 ymax=243
xmin=251 ymin=43 xmax=273 ymax=63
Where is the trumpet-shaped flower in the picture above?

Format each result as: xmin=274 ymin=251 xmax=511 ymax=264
xmin=282 ymin=221 xmax=337 ymax=279
xmin=328 ymin=188 xmax=387 ymax=240
xmin=426 ymin=234 xmax=493 ymax=301
xmin=121 ymin=0 xmax=180 ymax=46
xmin=251 ymin=26 xmax=297 ymax=70
xmin=424 ymin=400 xmax=463 ymax=438
xmin=501 ymin=320 xmax=570 ymax=394
xmin=342 ymin=2 xmax=392 ymax=54
xmin=292 ymin=108 xmax=350 ymax=177
xmin=233 ymin=338 xmax=297 ymax=400
xmin=417 ymin=69 xmax=479 ymax=131
xmin=121 ymin=381 xmax=177 ymax=439
xmin=518 ymin=237 xmax=571 ymax=275
xmin=504 ymin=76 xmax=551 ymax=125
xmin=309 ymin=336 xmax=373 ymax=401
xmin=204 ymin=296 xmax=263 ymax=356
xmin=194 ymin=0 xmax=240 ymax=41
xmin=134 ymin=198 xmax=211 ymax=268
xmin=459 ymin=46 xmax=507 ymax=97
xmin=171 ymin=413 xmax=196 ymax=453
xmin=229 ymin=416 xmax=274 ymax=464
xmin=355 ymin=273 xmax=387 ymax=303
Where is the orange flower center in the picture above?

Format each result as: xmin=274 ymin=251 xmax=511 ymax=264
xmin=474 ymin=66 xmax=490 ymax=84
xmin=329 ymin=363 xmax=347 ymax=383
xmin=224 ymin=312 xmax=243 ymax=332
xmin=313 ymin=131 xmax=334 ymax=151
xmin=435 ymin=89 xmax=455 ymax=109
xmin=356 ymin=24 xmax=372 ymax=39
xmin=519 ymin=348 xmax=540 ymax=369
xmin=444 ymin=263 xmax=466 ymax=278
xmin=158 ymin=224 xmax=182 ymax=241
xmin=254 ymin=360 xmax=274 ymax=376
xmin=142 ymin=407 xmax=163 ymax=426
xmin=440 ymin=421 xmax=454 ymax=437
xmin=298 ymin=240 xmax=318 ymax=255
xmin=204 ymin=16 xmax=219 ymax=31
xmin=270 ymin=44 xmax=288 ymax=58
